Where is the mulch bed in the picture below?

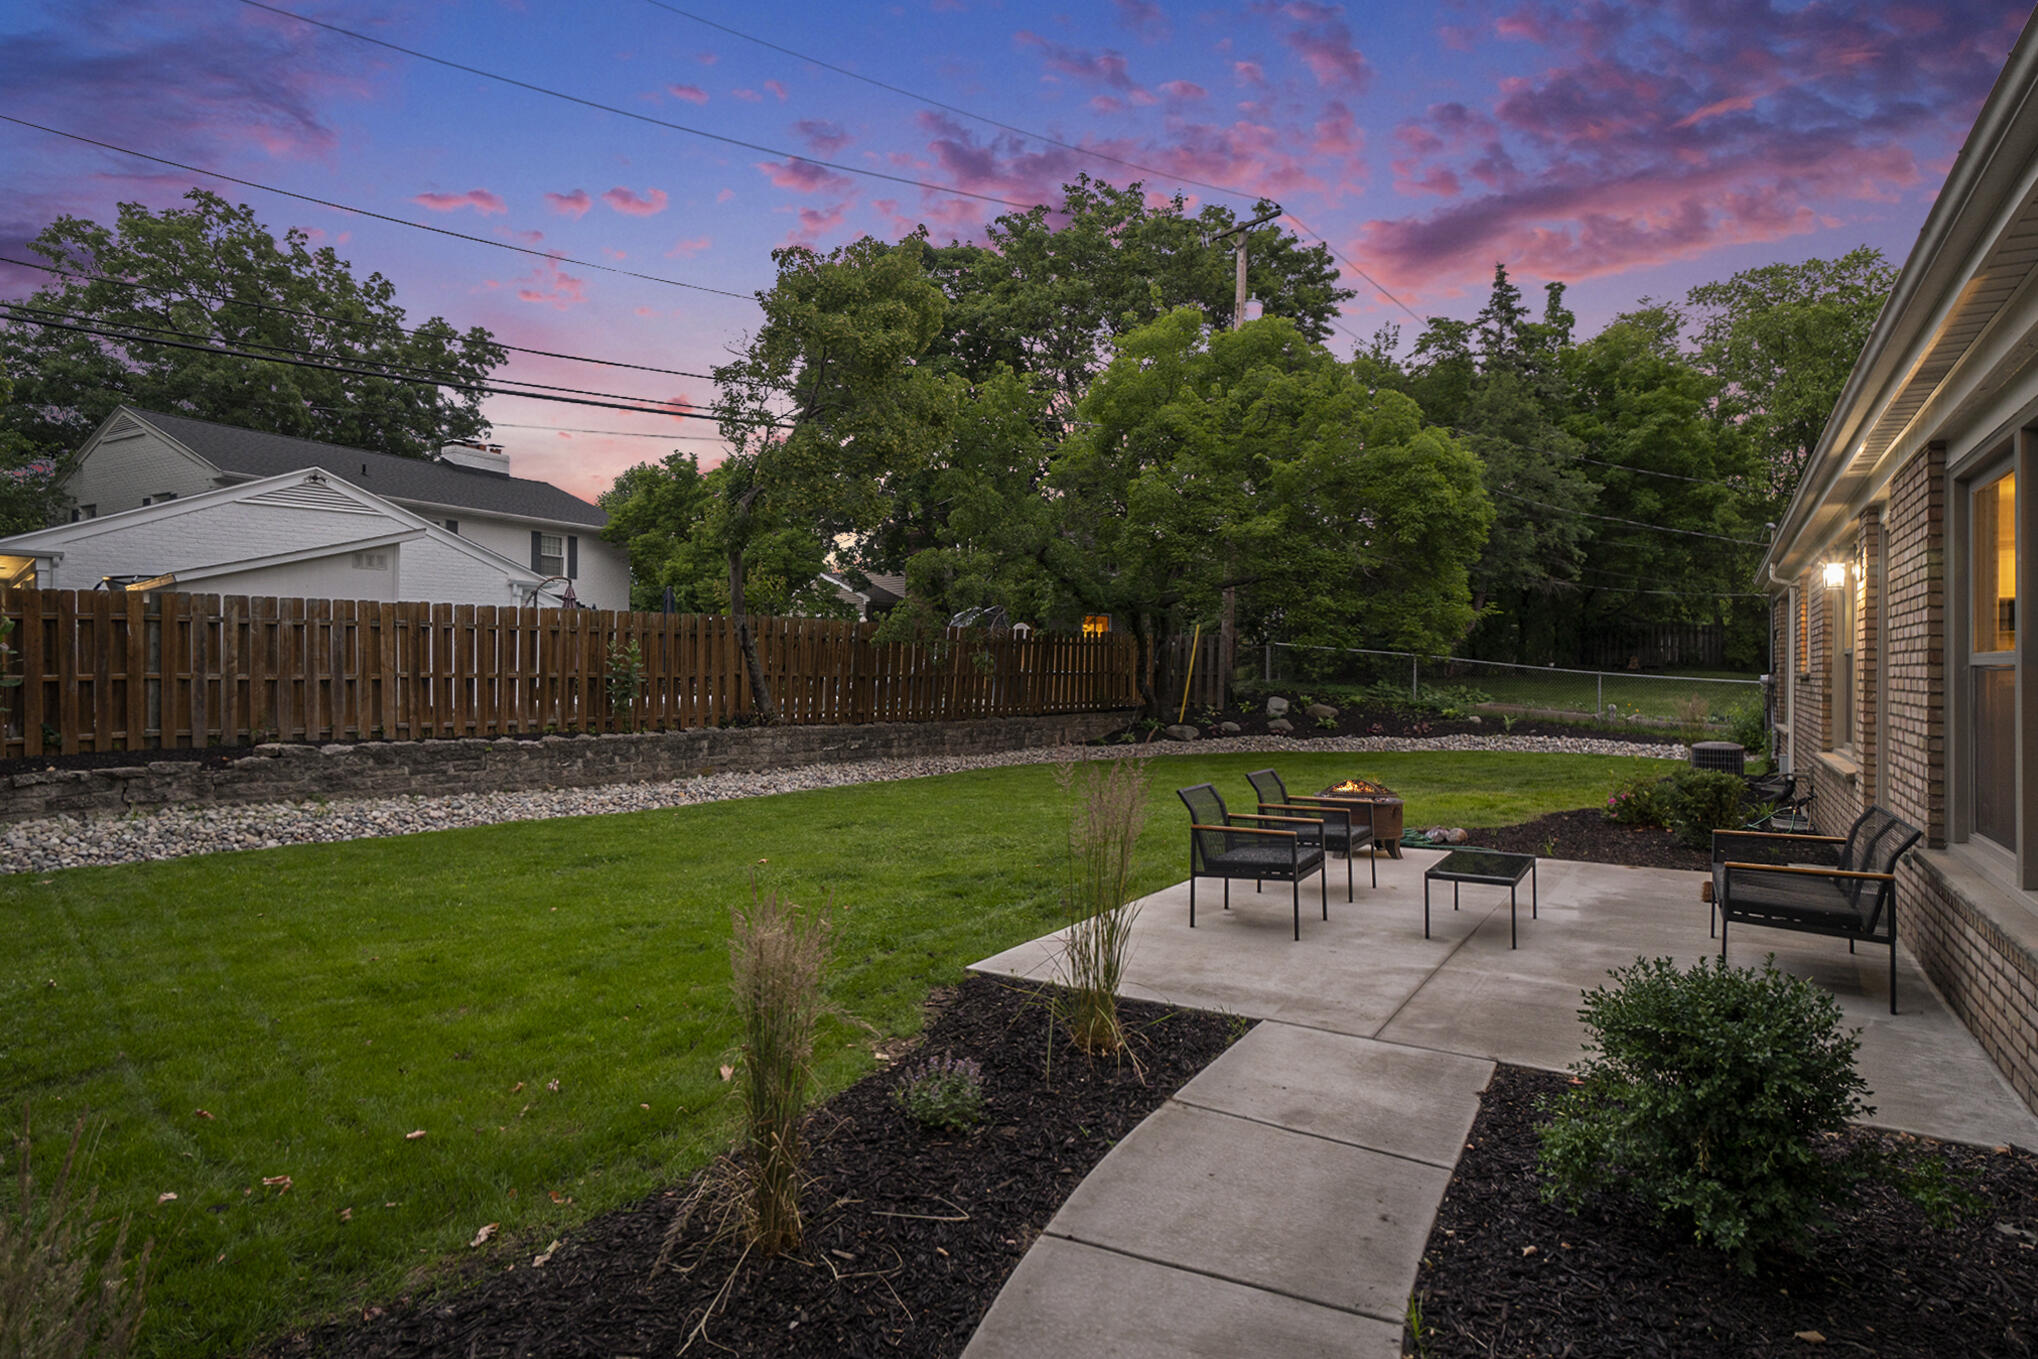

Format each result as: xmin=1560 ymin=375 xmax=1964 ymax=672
xmin=1104 ymin=690 xmax=1688 ymax=747
xmin=1412 ymin=1065 xmax=2038 ymax=1358
xmin=1465 ymin=807 xmax=1710 ymax=872
xmin=273 ymin=975 xmax=1243 ymax=1358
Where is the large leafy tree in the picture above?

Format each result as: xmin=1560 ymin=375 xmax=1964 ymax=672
xmin=894 ymin=310 xmax=1490 ymax=712
xmin=0 ymin=189 xmax=505 ymax=458
xmin=1686 ymin=246 xmax=1896 ymax=504
xmin=705 ymin=235 xmax=952 ymax=720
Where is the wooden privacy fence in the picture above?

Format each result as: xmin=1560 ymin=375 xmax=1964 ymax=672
xmin=1155 ymin=629 xmax=1227 ymax=716
xmin=0 ymin=589 xmax=1140 ymax=758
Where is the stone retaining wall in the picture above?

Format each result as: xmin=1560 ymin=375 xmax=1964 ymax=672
xmin=1 ymin=711 xmax=1139 ymax=822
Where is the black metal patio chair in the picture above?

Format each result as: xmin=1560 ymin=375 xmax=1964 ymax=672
xmin=1711 ymin=805 xmax=1922 ymax=1014
xmin=1244 ymin=768 xmax=1378 ymax=901
xmin=1177 ymin=783 xmax=1328 ymax=941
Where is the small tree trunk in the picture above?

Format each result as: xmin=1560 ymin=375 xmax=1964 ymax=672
xmin=1131 ymin=614 xmax=1160 ymax=719
xmin=730 ymin=546 xmax=779 ymax=724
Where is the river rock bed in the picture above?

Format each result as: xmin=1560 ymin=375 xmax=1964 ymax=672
xmin=1 ymin=732 xmax=1682 ymax=875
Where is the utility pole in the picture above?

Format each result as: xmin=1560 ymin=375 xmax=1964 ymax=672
xmin=1208 ymin=204 xmax=1282 ymax=709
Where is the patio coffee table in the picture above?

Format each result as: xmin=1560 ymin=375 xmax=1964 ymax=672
xmin=1424 ymin=848 xmax=1538 ymax=948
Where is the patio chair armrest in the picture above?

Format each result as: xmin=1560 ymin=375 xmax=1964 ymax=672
xmin=1721 ymin=861 xmax=1896 ymax=882
xmin=1712 ymin=829 xmax=1844 ymax=843
xmin=1259 ymin=802 xmax=1352 ymax=824
xmin=1231 ymin=813 xmax=1324 ymax=828
xmin=1191 ymin=823 xmax=1298 ymax=839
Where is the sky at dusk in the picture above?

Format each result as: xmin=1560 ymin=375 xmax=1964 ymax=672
xmin=2 ymin=0 xmax=2030 ymax=504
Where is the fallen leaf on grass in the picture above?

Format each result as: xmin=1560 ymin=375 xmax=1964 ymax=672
xmin=339 ymin=1207 xmax=352 ymax=1221
xmin=194 ymin=1109 xmax=215 ymax=1120
xmin=640 ymin=1103 xmax=650 ymax=1110
xmin=470 ymin=1222 xmax=498 ymax=1248
xmin=532 ymin=1239 xmax=560 ymax=1267
xmin=157 ymin=1192 xmax=178 ymax=1204
xmin=719 ymin=1064 xmax=734 ymax=1081
xmin=511 ymin=1081 xmax=524 ymax=1094
xmin=546 ymin=1079 xmax=560 ymax=1093
xmin=405 ymin=1129 xmax=427 ymax=1140
xmin=261 ymin=1175 xmax=292 ymax=1193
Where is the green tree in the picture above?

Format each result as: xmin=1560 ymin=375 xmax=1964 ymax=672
xmin=1686 ymin=246 xmax=1896 ymax=503
xmin=0 ymin=375 xmax=70 ymax=534
xmin=709 ymin=235 xmax=951 ymax=720
xmin=1036 ymin=310 xmax=1489 ymax=710
xmin=0 ymin=189 xmax=505 ymax=458
xmin=922 ymin=176 xmax=1352 ymax=422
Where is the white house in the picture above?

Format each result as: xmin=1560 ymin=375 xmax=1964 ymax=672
xmin=0 ymin=406 xmax=628 ymax=607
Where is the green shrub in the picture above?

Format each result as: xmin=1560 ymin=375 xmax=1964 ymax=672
xmin=892 ymin=1053 xmax=986 ymax=1132
xmin=1667 ymin=768 xmax=1749 ymax=847
xmin=1537 ymin=956 xmax=1871 ymax=1270
xmin=1725 ymin=698 xmax=1770 ymax=759
xmin=1603 ymin=773 xmax=1673 ymax=827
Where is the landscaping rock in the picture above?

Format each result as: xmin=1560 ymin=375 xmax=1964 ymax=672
xmin=1163 ymin=724 xmax=1200 ymax=742
xmin=1218 ymin=721 xmax=1242 ymax=736
xmin=1305 ymin=703 xmax=1339 ymax=720
xmin=1265 ymin=696 xmax=1290 ymax=717
xmin=1266 ymin=717 xmax=1294 ymax=735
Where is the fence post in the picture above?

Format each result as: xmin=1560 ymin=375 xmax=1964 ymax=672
xmin=1264 ymin=640 xmax=1273 ymax=683
xmin=1412 ymin=654 xmax=1419 ymax=701
xmin=1597 ymin=673 xmax=1604 ymax=721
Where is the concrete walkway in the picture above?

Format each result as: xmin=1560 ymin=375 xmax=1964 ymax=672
xmin=962 ymin=849 xmax=2038 ymax=1359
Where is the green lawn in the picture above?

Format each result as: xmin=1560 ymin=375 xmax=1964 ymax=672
xmin=1459 ymin=669 xmax=1761 ymax=723
xmin=5 ymin=748 xmax=1676 ymax=1357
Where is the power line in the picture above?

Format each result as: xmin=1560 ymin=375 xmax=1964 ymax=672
xmin=490 ymin=422 xmax=729 ymax=442
xmin=631 ymin=0 xmax=1421 ymax=324
xmin=0 ymin=309 xmax=774 ymax=425
xmin=0 ymin=254 xmax=721 ymax=382
xmin=1574 ymin=452 xmax=1739 ymax=486
xmin=5 ymin=297 xmax=702 ymax=409
xmin=235 ymin=0 xmax=1044 ymax=213
xmin=0 ymin=115 xmax=756 ymax=302
xmin=1488 ymin=488 xmax=1767 ymax=546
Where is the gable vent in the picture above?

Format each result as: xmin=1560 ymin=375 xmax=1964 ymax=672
xmin=244 ymin=482 xmax=380 ymax=514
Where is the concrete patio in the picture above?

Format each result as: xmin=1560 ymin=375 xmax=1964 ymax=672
xmin=962 ymin=848 xmax=2038 ymax=1359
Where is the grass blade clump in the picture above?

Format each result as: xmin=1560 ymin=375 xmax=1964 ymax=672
xmin=1053 ymin=752 xmax=1149 ymax=1054
xmin=1 ymin=1108 xmax=149 ymax=1359
xmin=728 ymin=884 xmax=831 ymax=1255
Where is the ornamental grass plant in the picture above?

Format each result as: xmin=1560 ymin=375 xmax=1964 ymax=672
xmin=727 ymin=885 xmax=831 ymax=1255
xmin=1052 ymin=753 xmax=1149 ymax=1055
xmin=1 ymin=1109 xmax=149 ymax=1359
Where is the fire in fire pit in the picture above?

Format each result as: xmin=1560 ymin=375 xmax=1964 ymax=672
xmin=1328 ymin=777 xmax=1393 ymax=796
xmin=1315 ymin=777 xmax=1406 ymax=858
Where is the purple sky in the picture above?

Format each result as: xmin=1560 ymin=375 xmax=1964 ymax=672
xmin=2 ymin=0 xmax=2028 ymax=502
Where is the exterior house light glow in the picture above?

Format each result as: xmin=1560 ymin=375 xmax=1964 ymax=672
xmin=1821 ymin=560 xmax=1848 ymax=589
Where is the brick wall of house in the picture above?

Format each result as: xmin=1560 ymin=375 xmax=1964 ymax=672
xmin=1902 ymin=853 xmax=2038 ymax=1114
xmin=1884 ymin=443 xmax=1948 ymax=845
xmin=1859 ymin=508 xmax=1882 ymax=802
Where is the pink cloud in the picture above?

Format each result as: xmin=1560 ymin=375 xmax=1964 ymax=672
xmin=634 ymin=305 xmax=657 ymax=317
xmin=784 ymin=201 xmax=852 ymax=244
xmin=796 ymin=119 xmax=852 ymax=155
xmin=1232 ymin=60 xmax=1265 ymax=86
xmin=543 ymin=189 xmax=592 ymax=218
xmin=1269 ymin=2 xmax=1373 ymax=91
xmin=756 ymin=159 xmax=854 ymax=194
xmin=1014 ymin=31 xmax=1136 ymax=89
xmin=1158 ymin=79 xmax=1206 ymax=101
xmin=715 ymin=187 xmax=737 ymax=203
xmin=602 ymin=185 xmax=669 ymax=216
xmin=666 ymin=235 xmax=712 ymax=257
xmin=695 ymin=50 xmax=718 ymax=65
xmin=1113 ymin=0 xmax=1168 ymax=39
xmin=412 ymin=188 xmax=507 ymax=215
xmin=515 ymin=257 xmax=587 ymax=309
xmin=732 ymin=87 xmax=762 ymax=102
xmin=1091 ymin=95 xmax=1125 ymax=114
xmin=763 ymin=78 xmax=787 ymax=101
xmin=498 ymin=226 xmax=544 ymax=244
xmin=668 ymin=83 xmax=709 ymax=104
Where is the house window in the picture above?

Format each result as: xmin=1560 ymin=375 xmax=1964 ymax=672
xmin=1971 ymin=468 xmax=2016 ymax=848
xmin=443 ymin=519 xmax=459 ymax=535
xmin=71 ymin=504 xmax=96 ymax=522
xmin=535 ymin=533 xmax=565 ymax=576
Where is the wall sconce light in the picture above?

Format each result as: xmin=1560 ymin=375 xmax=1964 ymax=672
xmin=1821 ymin=560 xmax=1848 ymax=589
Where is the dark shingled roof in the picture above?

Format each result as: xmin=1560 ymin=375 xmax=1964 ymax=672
xmin=126 ymin=407 xmax=606 ymax=528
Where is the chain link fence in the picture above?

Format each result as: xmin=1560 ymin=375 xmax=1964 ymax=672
xmin=1265 ymin=642 xmax=1765 ymax=734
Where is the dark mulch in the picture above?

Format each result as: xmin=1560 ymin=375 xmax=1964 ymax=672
xmin=273 ymin=975 xmax=1244 ymax=1359
xmin=1412 ymin=1064 xmax=2038 ymax=1358
xmin=1100 ymin=688 xmax=1687 ymax=747
xmin=1465 ymin=807 xmax=1710 ymax=873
